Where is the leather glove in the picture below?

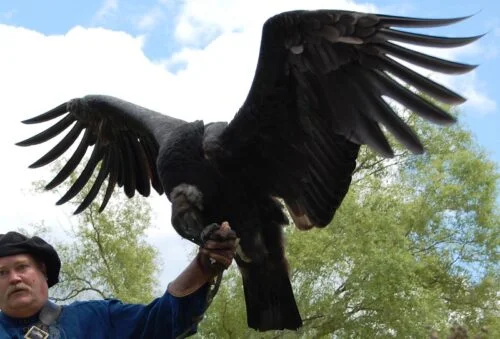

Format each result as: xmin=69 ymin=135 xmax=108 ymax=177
xmin=197 ymin=222 xmax=238 ymax=277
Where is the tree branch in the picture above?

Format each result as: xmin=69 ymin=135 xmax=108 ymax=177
xmin=88 ymin=208 xmax=119 ymax=294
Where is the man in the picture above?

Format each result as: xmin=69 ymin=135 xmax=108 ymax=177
xmin=0 ymin=222 xmax=237 ymax=338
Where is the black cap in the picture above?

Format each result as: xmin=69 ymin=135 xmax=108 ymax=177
xmin=0 ymin=232 xmax=61 ymax=287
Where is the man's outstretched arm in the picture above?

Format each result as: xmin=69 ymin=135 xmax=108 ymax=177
xmin=168 ymin=221 xmax=237 ymax=297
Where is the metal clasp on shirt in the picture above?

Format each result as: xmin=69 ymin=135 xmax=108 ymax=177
xmin=24 ymin=325 xmax=49 ymax=339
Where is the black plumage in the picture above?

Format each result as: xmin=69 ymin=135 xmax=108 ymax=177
xmin=17 ymin=10 xmax=481 ymax=331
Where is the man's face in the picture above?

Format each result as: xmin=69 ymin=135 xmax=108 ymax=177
xmin=0 ymin=254 xmax=48 ymax=318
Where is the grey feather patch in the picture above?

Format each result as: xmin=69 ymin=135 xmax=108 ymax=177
xmin=337 ymin=36 xmax=364 ymax=44
xmin=170 ymin=183 xmax=204 ymax=211
xmin=290 ymin=45 xmax=304 ymax=54
xmin=320 ymin=26 xmax=341 ymax=42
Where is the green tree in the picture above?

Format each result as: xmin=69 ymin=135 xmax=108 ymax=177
xmin=31 ymin=162 xmax=160 ymax=305
xmin=196 ymin=108 xmax=499 ymax=338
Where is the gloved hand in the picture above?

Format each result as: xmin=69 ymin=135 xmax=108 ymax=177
xmin=167 ymin=221 xmax=238 ymax=297
xmin=197 ymin=222 xmax=238 ymax=277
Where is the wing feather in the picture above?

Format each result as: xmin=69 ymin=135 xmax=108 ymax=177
xmin=18 ymin=95 xmax=185 ymax=212
xmin=27 ymin=122 xmax=84 ymax=169
xmin=16 ymin=115 xmax=75 ymax=146
xmin=99 ymin=144 xmax=119 ymax=212
xmin=370 ymin=69 xmax=455 ymax=124
xmin=219 ymin=10 xmax=480 ymax=228
xmin=128 ymin=134 xmax=151 ymax=197
xmin=21 ymin=103 xmax=68 ymax=124
xmin=74 ymin=148 xmax=112 ymax=214
xmin=376 ymin=42 xmax=477 ymax=74
xmin=45 ymin=128 xmax=92 ymax=190
xmin=372 ymin=28 xmax=483 ymax=47
xmin=377 ymin=14 xmax=472 ymax=27
xmin=118 ymin=134 xmax=137 ymax=199
xmin=56 ymin=140 xmax=105 ymax=205
xmin=141 ymin=137 xmax=164 ymax=195
xmin=361 ymin=54 xmax=466 ymax=104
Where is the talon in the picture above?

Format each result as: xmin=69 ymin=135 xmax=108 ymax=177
xmin=200 ymin=223 xmax=220 ymax=243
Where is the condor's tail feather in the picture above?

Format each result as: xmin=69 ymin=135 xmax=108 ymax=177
xmin=237 ymin=258 xmax=302 ymax=331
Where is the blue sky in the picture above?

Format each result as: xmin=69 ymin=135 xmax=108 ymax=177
xmin=0 ymin=0 xmax=498 ymax=289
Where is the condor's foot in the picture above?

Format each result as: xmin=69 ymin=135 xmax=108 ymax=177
xmin=170 ymin=183 xmax=205 ymax=244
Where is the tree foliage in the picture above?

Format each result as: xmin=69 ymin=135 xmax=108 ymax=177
xmin=32 ymin=161 xmax=160 ymax=305
xmin=196 ymin=107 xmax=500 ymax=338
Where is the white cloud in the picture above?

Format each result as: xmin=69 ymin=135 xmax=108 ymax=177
xmin=431 ymin=71 xmax=496 ymax=115
xmin=174 ymin=0 xmax=377 ymax=44
xmin=457 ymin=73 xmax=497 ymax=114
xmin=1 ymin=9 xmax=16 ymax=20
xmin=438 ymin=53 xmax=495 ymax=115
xmin=136 ymin=6 xmax=164 ymax=31
xmin=94 ymin=0 xmax=119 ymax=22
xmin=376 ymin=1 xmax=415 ymax=15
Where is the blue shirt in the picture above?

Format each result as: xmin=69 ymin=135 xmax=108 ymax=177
xmin=0 ymin=284 xmax=208 ymax=338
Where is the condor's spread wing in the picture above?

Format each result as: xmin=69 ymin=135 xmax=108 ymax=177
xmin=218 ymin=10 xmax=481 ymax=229
xmin=17 ymin=95 xmax=186 ymax=213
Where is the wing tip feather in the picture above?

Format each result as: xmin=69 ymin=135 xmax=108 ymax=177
xmin=379 ymin=13 xmax=476 ymax=28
